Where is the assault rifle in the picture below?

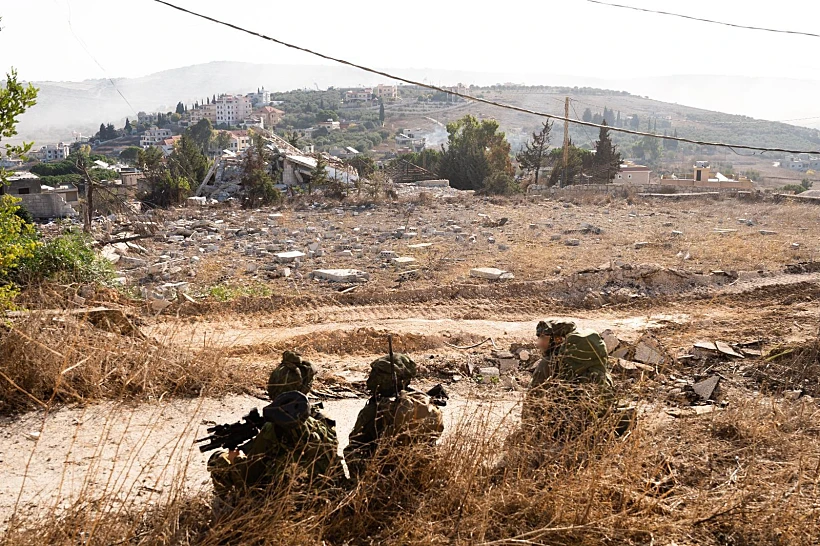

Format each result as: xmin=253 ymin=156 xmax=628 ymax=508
xmin=195 ymin=404 xmax=272 ymax=453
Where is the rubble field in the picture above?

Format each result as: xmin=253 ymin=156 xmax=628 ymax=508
xmin=4 ymin=192 xmax=820 ymax=545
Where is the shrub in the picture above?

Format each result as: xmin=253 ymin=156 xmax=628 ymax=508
xmin=0 ymin=195 xmax=37 ymax=309
xmin=481 ymin=171 xmax=520 ymax=196
xmin=16 ymin=230 xmax=112 ymax=285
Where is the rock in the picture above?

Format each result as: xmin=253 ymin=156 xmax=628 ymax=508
xmin=759 ymin=230 xmax=777 ymax=235
xmin=276 ymin=251 xmax=306 ymax=263
xmin=634 ymin=338 xmax=665 ymax=366
xmin=518 ymin=350 xmax=530 ymax=361
xmin=311 ymin=269 xmax=370 ymax=283
xmin=470 ymin=267 xmax=508 ymax=280
xmin=25 ymin=431 xmax=41 ymax=441
xmin=118 ymin=256 xmax=148 ymax=269
xmin=784 ymin=390 xmax=802 ymax=401
xmin=634 ymin=241 xmax=649 ymax=249
xmin=583 ymin=292 xmax=604 ymax=308
xmin=692 ymin=375 xmax=720 ymax=401
xmin=407 ymin=243 xmax=433 ymax=249
xmin=550 ymin=234 xmax=562 ymax=241
xmin=600 ymin=329 xmax=621 ymax=354
xmin=565 ymin=238 xmax=580 ymax=246
xmin=494 ymin=351 xmax=518 ymax=372
xmin=150 ymin=299 xmax=173 ymax=313
xmin=715 ymin=341 xmax=744 ymax=358
xmin=100 ymin=246 xmax=121 ymax=264
xmin=671 ymin=230 xmax=683 ymax=236
xmin=392 ymin=256 xmax=417 ymax=266
xmin=478 ymin=367 xmax=500 ymax=383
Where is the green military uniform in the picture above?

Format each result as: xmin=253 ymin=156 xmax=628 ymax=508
xmin=344 ymin=353 xmax=443 ymax=478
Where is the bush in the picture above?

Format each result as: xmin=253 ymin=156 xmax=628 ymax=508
xmin=481 ymin=171 xmax=520 ymax=196
xmin=17 ymin=230 xmax=112 ymax=285
xmin=0 ymin=195 xmax=38 ymax=309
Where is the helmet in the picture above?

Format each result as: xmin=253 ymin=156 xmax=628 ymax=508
xmin=263 ymin=391 xmax=311 ymax=429
xmin=267 ymin=351 xmax=318 ymax=400
xmin=536 ymin=319 xmax=576 ymax=339
xmin=366 ymin=353 xmax=417 ymax=396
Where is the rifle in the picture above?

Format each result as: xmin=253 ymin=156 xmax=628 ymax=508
xmin=196 ymin=397 xmax=325 ymax=454
xmin=388 ymin=334 xmax=399 ymax=396
xmin=195 ymin=405 xmax=270 ymax=453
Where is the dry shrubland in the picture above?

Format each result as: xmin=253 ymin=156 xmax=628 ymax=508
xmin=3 ymin=390 xmax=819 ymax=546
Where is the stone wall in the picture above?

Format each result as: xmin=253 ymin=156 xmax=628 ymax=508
xmin=20 ymin=193 xmax=78 ymax=219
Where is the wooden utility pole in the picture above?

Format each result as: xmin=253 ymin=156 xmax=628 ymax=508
xmin=562 ymin=96 xmax=570 ymax=188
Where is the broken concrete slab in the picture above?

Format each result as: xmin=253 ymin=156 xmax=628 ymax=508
xmin=311 ymin=269 xmax=370 ymax=283
xmin=692 ymin=375 xmax=720 ymax=401
xmin=407 ymin=243 xmax=433 ymax=249
xmin=392 ymin=256 xmax=417 ymax=266
xmin=715 ymin=341 xmax=744 ymax=359
xmin=470 ymin=267 xmax=509 ymax=280
xmin=633 ymin=336 xmax=666 ymax=366
xmin=478 ymin=367 xmax=500 ymax=383
xmin=276 ymin=250 xmax=306 ymax=263
xmin=600 ymin=329 xmax=621 ymax=354
xmin=759 ymin=230 xmax=777 ymax=236
xmin=634 ymin=241 xmax=649 ymax=249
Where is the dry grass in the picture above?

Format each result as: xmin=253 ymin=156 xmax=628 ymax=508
xmin=3 ymin=387 xmax=819 ymax=546
xmin=0 ymin=312 xmax=254 ymax=414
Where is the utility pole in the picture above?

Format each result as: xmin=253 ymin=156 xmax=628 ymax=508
xmin=562 ymin=96 xmax=570 ymax=188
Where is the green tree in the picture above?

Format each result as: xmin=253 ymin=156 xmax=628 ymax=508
xmin=591 ymin=121 xmax=621 ymax=183
xmin=379 ymin=100 xmax=385 ymax=125
xmin=169 ymin=134 xmax=209 ymax=186
xmin=0 ymin=68 xmax=39 ymax=308
xmin=119 ymin=146 xmax=141 ymax=164
xmin=186 ymin=118 xmax=214 ymax=154
xmin=175 ymin=101 xmax=185 ymax=115
xmin=801 ymin=178 xmax=813 ymax=190
xmin=516 ymin=121 xmax=553 ymax=186
xmin=630 ymin=114 xmax=640 ymax=129
xmin=214 ymin=130 xmax=232 ymax=153
xmin=124 ymin=118 xmax=132 ymax=133
xmin=548 ymin=142 xmax=594 ymax=186
xmin=308 ymin=155 xmax=328 ymax=195
xmin=241 ymin=145 xmax=280 ymax=208
xmin=438 ymin=115 xmax=513 ymax=191
xmin=582 ymin=108 xmax=592 ymax=123
xmin=346 ymin=154 xmax=376 ymax=178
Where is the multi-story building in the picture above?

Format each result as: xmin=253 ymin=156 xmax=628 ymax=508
xmin=254 ymin=106 xmax=285 ymax=128
xmin=140 ymin=127 xmax=173 ymax=148
xmin=248 ymin=87 xmax=270 ymax=107
xmin=615 ymin=162 xmax=651 ymax=184
xmin=214 ymin=94 xmax=253 ymax=126
xmin=344 ymin=88 xmax=373 ymax=102
xmin=374 ymin=84 xmax=399 ymax=101
xmin=33 ymin=142 xmax=71 ymax=162
xmin=781 ymin=154 xmax=820 ymax=171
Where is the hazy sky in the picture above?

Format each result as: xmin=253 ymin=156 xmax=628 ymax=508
xmin=2 ymin=0 xmax=819 ymax=82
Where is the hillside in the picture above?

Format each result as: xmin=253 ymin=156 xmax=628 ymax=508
xmin=12 ymin=61 xmax=820 ymax=159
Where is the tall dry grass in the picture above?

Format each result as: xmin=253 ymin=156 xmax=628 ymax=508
xmin=3 ymin=385 xmax=819 ymax=546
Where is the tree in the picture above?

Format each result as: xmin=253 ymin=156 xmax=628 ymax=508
xmin=438 ymin=115 xmax=513 ymax=191
xmin=241 ymin=145 xmax=280 ymax=208
xmin=582 ymin=108 xmax=592 ymax=123
xmin=548 ymin=141 xmax=594 ymax=186
xmin=98 ymin=123 xmax=106 ymax=140
xmin=286 ymin=131 xmax=300 ymax=148
xmin=801 ymin=178 xmax=813 ymax=190
xmin=175 ymin=102 xmax=185 ymax=115
xmin=616 ymin=111 xmax=621 ymax=126
xmin=124 ymin=118 xmax=132 ymax=133
xmin=379 ymin=100 xmax=385 ymax=125
xmin=346 ymin=155 xmax=376 ymax=178
xmin=169 ymin=134 xmax=209 ymax=186
xmin=119 ymin=146 xmax=141 ymax=164
xmin=0 ymin=68 xmax=39 ymax=309
xmin=186 ymin=118 xmax=214 ymax=154
xmin=308 ymin=155 xmax=328 ymax=195
xmin=516 ymin=121 xmax=553 ymax=186
xmin=630 ymin=114 xmax=640 ymax=129
xmin=592 ymin=121 xmax=621 ymax=183
xmin=214 ymin=130 xmax=232 ymax=153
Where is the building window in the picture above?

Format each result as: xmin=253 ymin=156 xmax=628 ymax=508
xmin=17 ymin=188 xmax=30 ymax=195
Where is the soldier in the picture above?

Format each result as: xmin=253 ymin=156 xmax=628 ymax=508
xmin=344 ymin=353 xmax=445 ymax=479
xmin=207 ymin=351 xmax=342 ymax=504
xmin=523 ymin=319 xmax=618 ymax=433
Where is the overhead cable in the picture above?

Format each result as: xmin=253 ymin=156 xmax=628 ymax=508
xmin=586 ymin=0 xmax=820 ymax=39
xmin=152 ymin=0 xmax=820 ymax=155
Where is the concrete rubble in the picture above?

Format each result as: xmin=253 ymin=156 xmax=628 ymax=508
xmin=469 ymin=267 xmax=514 ymax=281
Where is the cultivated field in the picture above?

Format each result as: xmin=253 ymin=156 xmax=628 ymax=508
xmin=2 ymin=190 xmax=820 ymax=545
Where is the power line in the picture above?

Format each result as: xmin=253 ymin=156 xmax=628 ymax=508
xmin=152 ymin=0 xmax=820 ymax=155
xmin=586 ymin=0 xmax=820 ymax=39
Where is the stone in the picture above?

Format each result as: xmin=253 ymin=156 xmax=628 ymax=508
xmin=100 ymin=246 xmax=120 ymax=264
xmin=518 ymin=350 xmax=530 ymax=361
xmin=276 ymin=250 xmax=306 ymax=263
xmin=118 ymin=256 xmax=148 ymax=269
xmin=634 ymin=340 xmax=663 ymax=366
xmin=150 ymin=299 xmax=173 ymax=313
xmin=470 ymin=267 xmax=508 ymax=280
xmin=634 ymin=241 xmax=649 ymax=249
xmin=784 ymin=390 xmax=802 ymax=401
xmin=692 ymin=375 xmax=720 ymax=401
xmin=311 ymin=269 xmax=370 ymax=283
xmin=478 ymin=367 xmax=500 ymax=383
xmin=392 ymin=256 xmax=417 ymax=266
xmin=759 ymin=230 xmax=777 ymax=235
xmin=25 ymin=431 xmax=41 ymax=441
xmin=565 ymin=238 xmax=580 ymax=246
xmin=671 ymin=230 xmax=683 ymax=236
xmin=407 ymin=243 xmax=433 ymax=249
xmin=715 ymin=341 xmax=744 ymax=359
xmin=550 ymin=234 xmax=562 ymax=241
xmin=600 ymin=329 xmax=621 ymax=354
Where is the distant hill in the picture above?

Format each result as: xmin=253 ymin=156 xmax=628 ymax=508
xmin=12 ymin=61 xmax=820 ymax=154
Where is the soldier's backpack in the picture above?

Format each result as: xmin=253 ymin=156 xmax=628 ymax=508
xmin=558 ymin=329 xmax=613 ymax=387
xmin=386 ymin=391 xmax=444 ymax=445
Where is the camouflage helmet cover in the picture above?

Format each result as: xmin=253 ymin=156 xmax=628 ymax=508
xmin=366 ymin=353 xmax=417 ymax=396
xmin=267 ymin=350 xmax=318 ymax=400
xmin=536 ymin=319 xmax=577 ymax=339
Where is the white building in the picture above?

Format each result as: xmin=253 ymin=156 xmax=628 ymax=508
xmin=34 ymin=142 xmax=71 ymax=162
xmin=214 ymin=94 xmax=253 ymax=126
xmin=781 ymin=154 xmax=820 ymax=171
xmin=615 ymin=162 xmax=651 ymax=184
xmin=344 ymin=88 xmax=373 ymax=102
xmin=140 ymin=126 xmax=173 ymax=148
xmin=248 ymin=87 xmax=270 ymax=107
xmin=228 ymin=130 xmax=252 ymax=154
